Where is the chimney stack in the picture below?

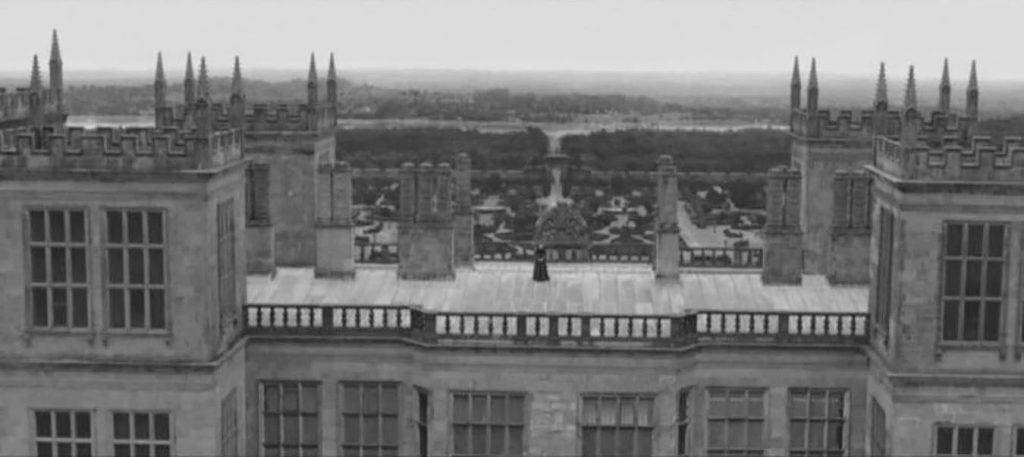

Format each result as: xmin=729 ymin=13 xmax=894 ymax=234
xmin=827 ymin=170 xmax=871 ymax=284
xmin=762 ymin=166 xmax=803 ymax=285
xmin=398 ymin=162 xmax=455 ymax=280
xmin=315 ymin=161 xmax=356 ymax=278
xmin=655 ymin=155 xmax=680 ymax=278
xmin=454 ymin=153 xmax=474 ymax=267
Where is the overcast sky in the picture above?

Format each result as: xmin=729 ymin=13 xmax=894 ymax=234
xmin=0 ymin=0 xmax=1019 ymax=82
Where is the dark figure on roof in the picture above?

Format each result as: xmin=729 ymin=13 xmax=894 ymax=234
xmin=533 ymin=245 xmax=550 ymax=282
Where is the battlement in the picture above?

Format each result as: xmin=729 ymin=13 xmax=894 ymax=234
xmin=874 ymin=135 xmax=1024 ymax=182
xmin=158 ymin=103 xmax=336 ymax=132
xmin=0 ymin=88 xmax=61 ymax=125
xmin=0 ymin=126 xmax=243 ymax=172
xmin=792 ymin=108 xmax=965 ymax=141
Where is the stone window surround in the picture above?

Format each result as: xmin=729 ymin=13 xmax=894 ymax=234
xmin=450 ymin=390 xmax=527 ymax=457
xmin=788 ymin=388 xmax=847 ymax=457
xmin=869 ymin=397 xmax=887 ymax=457
xmin=111 ymin=410 xmax=173 ymax=457
xmin=934 ymin=423 xmax=996 ymax=456
xmin=103 ymin=208 xmax=169 ymax=333
xmin=581 ymin=393 xmax=656 ymax=457
xmin=706 ymin=387 xmax=766 ymax=457
xmin=33 ymin=409 xmax=94 ymax=457
xmin=259 ymin=380 xmax=320 ymax=457
xmin=938 ymin=221 xmax=1008 ymax=344
xmin=24 ymin=208 xmax=90 ymax=331
xmin=339 ymin=381 xmax=400 ymax=456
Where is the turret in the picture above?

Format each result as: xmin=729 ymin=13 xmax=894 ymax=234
xmin=806 ymin=58 xmax=819 ymax=114
xmin=194 ymin=57 xmax=211 ymax=137
xmin=197 ymin=56 xmax=211 ymax=102
xmin=29 ymin=55 xmax=42 ymax=93
xmin=903 ymin=66 xmax=917 ymax=112
xmin=874 ymin=62 xmax=888 ymax=112
xmin=48 ymin=29 xmax=63 ymax=112
xmin=966 ymin=60 xmax=979 ymax=136
xmin=939 ymin=58 xmax=951 ymax=113
xmin=184 ymin=52 xmax=196 ymax=108
xmin=29 ymin=55 xmax=44 ymax=129
xmin=230 ymin=56 xmax=246 ymax=129
xmin=790 ymin=56 xmax=801 ymax=111
xmin=154 ymin=53 xmax=167 ymax=110
xmin=902 ymin=66 xmax=920 ymax=145
xmin=307 ymin=53 xmax=319 ymax=108
xmin=327 ymin=53 xmax=338 ymax=107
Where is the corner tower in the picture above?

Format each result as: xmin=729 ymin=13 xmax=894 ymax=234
xmin=0 ymin=124 xmax=248 ymax=362
xmin=789 ymin=59 xmax=969 ymax=280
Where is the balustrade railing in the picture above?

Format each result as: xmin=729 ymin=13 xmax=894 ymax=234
xmin=243 ymin=305 xmax=868 ymax=346
xmin=680 ymin=247 xmax=763 ymax=268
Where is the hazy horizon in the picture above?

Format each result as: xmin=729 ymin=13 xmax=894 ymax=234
xmin=1 ymin=0 xmax=1021 ymax=81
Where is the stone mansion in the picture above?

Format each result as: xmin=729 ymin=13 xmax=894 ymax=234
xmin=1 ymin=31 xmax=1023 ymax=457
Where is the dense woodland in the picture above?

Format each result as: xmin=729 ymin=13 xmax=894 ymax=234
xmin=560 ymin=129 xmax=790 ymax=172
xmin=336 ymin=127 xmax=549 ymax=169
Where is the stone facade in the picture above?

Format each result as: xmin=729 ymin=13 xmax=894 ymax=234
xmin=3 ymin=35 xmax=1024 ymax=457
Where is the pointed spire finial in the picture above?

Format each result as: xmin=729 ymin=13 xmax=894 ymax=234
xmin=940 ymin=58 xmax=950 ymax=88
xmin=875 ymin=62 xmax=887 ymax=108
xmin=198 ymin=56 xmax=210 ymax=100
xmin=808 ymin=58 xmax=818 ymax=89
xmin=904 ymin=65 xmax=917 ymax=110
xmin=155 ymin=52 xmax=165 ymax=83
xmin=185 ymin=52 xmax=195 ymax=81
xmin=791 ymin=56 xmax=800 ymax=87
xmin=30 ymin=55 xmax=42 ymax=91
xmin=968 ymin=60 xmax=978 ymax=92
xmin=328 ymin=53 xmax=337 ymax=81
xmin=50 ymin=29 xmax=61 ymax=63
xmin=308 ymin=52 xmax=318 ymax=83
xmin=232 ymin=56 xmax=243 ymax=96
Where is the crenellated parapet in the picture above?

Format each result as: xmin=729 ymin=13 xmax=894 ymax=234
xmin=0 ymin=126 xmax=243 ymax=172
xmin=874 ymin=135 xmax=1024 ymax=182
xmin=158 ymin=103 xmax=336 ymax=133
xmin=792 ymin=108 xmax=966 ymax=142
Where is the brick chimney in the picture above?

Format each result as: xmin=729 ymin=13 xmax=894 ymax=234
xmin=454 ymin=153 xmax=474 ymax=267
xmin=654 ymin=155 xmax=680 ymax=278
xmin=827 ymin=169 xmax=871 ymax=284
xmin=762 ymin=166 xmax=803 ymax=284
xmin=398 ymin=162 xmax=455 ymax=280
xmin=314 ymin=161 xmax=355 ymax=278
xmin=245 ymin=162 xmax=275 ymax=274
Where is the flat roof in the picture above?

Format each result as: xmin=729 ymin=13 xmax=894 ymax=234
xmin=247 ymin=263 xmax=868 ymax=315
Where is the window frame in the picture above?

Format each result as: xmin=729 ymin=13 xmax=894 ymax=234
xmin=32 ymin=409 xmax=95 ymax=457
xmin=934 ymin=423 xmax=997 ymax=457
xmin=787 ymin=388 xmax=848 ymax=457
xmin=338 ymin=381 xmax=401 ymax=457
xmin=23 ymin=207 xmax=91 ymax=332
xmin=259 ymin=380 xmax=321 ymax=457
xmin=580 ymin=392 xmax=657 ymax=457
xmin=221 ymin=388 xmax=239 ymax=457
xmin=449 ymin=390 xmax=528 ymax=457
xmin=869 ymin=397 xmax=887 ymax=457
xmin=705 ymin=387 xmax=767 ymax=457
xmin=101 ymin=207 xmax=170 ymax=334
xmin=678 ymin=389 xmax=689 ymax=457
xmin=873 ymin=205 xmax=895 ymax=342
xmin=217 ymin=198 xmax=238 ymax=334
xmin=938 ymin=221 xmax=1008 ymax=344
xmin=1014 ymin=425 xmax=1024 ymax=457
xmin=110 ymin=410 xmax=174 ymax=457
xmin=246 ymin=162 xmax=271 ymax=226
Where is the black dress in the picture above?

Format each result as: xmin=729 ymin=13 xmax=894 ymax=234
xmin=533 ymin=246 xmax=550 ymax=282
